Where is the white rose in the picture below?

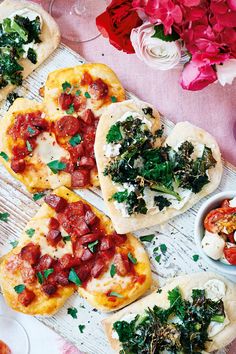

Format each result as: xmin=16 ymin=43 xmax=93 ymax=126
xmin=216 ymin=59 xmax=236 ymax=86
xmin=130 ymin=22 xmax=181 ymax=70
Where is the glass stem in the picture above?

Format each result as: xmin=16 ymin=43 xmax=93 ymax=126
xmin=74 ymin=0 xmax=86 ymax=15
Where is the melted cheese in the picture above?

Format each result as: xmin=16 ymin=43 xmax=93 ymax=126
xmin=34 ymin=132 xmax=70 ymax=164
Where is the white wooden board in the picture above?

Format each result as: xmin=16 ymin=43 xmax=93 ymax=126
xmin=0 ymin=44 xmax=236 ymax=354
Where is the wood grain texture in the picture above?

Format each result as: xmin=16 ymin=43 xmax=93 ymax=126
xmin=0 ymin=44 xmax=235 ymax=353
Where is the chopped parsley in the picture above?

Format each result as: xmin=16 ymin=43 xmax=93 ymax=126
xmin=63 ymin=235 xmax=71 ymax=242
xmin=78 ymin=324 xmax=85 ymax=333
xmin=14 ymin=284 xmax=25 ymax=294
xmin=33 ymin=192 xmax=45 ymax=201
xmin=88 ymin=240 xmax=99 ymax=253
xmin=110 ymin=96 xmax=117 ymax=103
xmin=160 ymin=244 xmax=167 ymax=255
xmin=10 ymin=240 xmax=18 ymax=248
xmin=106 ymin=123 xmax=122 ymax=143
xmin=111 ymin=190 xmax=128 ymax=203
xmin=128 ymin=252 xmax=137 ymax=265
xmin=155 ymin=254 xmax=161 ymax=263
xmin=26 ymin=228 xmax=35 ymax=238
xmin=66 ymin=103 xmax=75 ymax=114
xmin=0 ymin=151 xmax=9 ymax=161
xmin=0 ymin=212 xmax=10 ymax=222
xmin=68 ymin=268 xmax=82 ymax=286
xmin=44 ymin=268 xmax=54 ymax=279
xmin=62 ymin=81 xmax=71 ymax=92
xmin=110 ymin=264 xmax=116 ymax=278
xmin=67 ymin=307 xmax=78 ymax=319
xmin=108 ymin=291 xmax=124 ymax=298
xmin=27 ymin=127 xmax=36 ymax=135
xmin=47 ymin=160 xmax=66 ymax=174
xmin=36 ymin=271 xmax=43 ymax=284
xmin=139 ymin=234 xmax=155 ymax=243
xmin=69 ymin=134 xmax=82 ymax=147
xmin=26 ymin=140 xmax=32 ymax=152
xmin=193 ymin=254 xmax=199 ymax=262
xmin=84 ymin=92 xmax=91 ymax=98
xmin=75 ymin=89 xmax=81 ymax=96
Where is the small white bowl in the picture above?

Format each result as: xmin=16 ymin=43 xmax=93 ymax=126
xmin=194 ymin=191 xmax=236 ymax=275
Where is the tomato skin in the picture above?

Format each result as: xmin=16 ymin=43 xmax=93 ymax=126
xmin=204 ymin=207 xmax=236 ymax=233
xmin=221 ymin=199 xmax=230 ymax=208
xmin=227 ymin=232 xmax=235 ymax=244
xmin=224 ymin=247 xmax=236 ymax=265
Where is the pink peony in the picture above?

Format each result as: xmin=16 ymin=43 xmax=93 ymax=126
xmin=180 ymin=61 xmax=217 ymax=91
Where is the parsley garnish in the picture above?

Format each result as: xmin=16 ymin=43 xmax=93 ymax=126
xmin=26 ymin=140 xmax=32 ymax=152
xmin=110 ymin=264 xmax=116 ymax=278
xmin=62 ymin=81 xmax=71 ymax=92
xmin=10 ymin=240 xmax=18 ymax=248
xmin=140 ymin=234 xmax=155 ymax=242
xmin=75 ymin=90 xmax=81 ymax=96
xmin=66 ymin=103 xmax=75 ymax=114
xmin=160 ymin=244 xmax=167 ymax=254
xmin=106 ymin=123 xmax=122 ymax=143
xmin=26 ymin=228 xmax=35 ymax=238
xmin=88 ymin=240 xmax=99 ymax=253
xmin=44 ymin=268 xmax=54 ymax=279
xmin=33 ymin=192 xmax=45 ymax=201
xmin=68 ymin=268 xmax=82 ymax=286
xmin=0 ymin=151 xmax=9 ymax=161
xmin=27 ymin=127 xmax=36 ymax=135
xmin=128 ymin=252 xmax=137 ymax=264
xmin=47 ymin=160 xmax=66 ymax=174
xmin=111 ymin=190 xmax=128 ymax=203
xmin=193 ymin=254 xmax=199 ymax=262
xmin=0 ymin=212 xmax=10 ymax=222
xmin=63 ymin=235 xmax=71 ymax=242
xmin=108 ymin=291 xmax=124 ymax=298
xmin=78 ymin=324 xmax=85 ymax=333
xmin=67 ymin=307 xmax=78 ymax=319
xmin=111 ymin=96 xmax=117 ymax=103
xmin=84 ymin=92 xmax=91 ymax=98
xmin=155 ymin=255 xmax=161 ymax=263
xmin=69 ymin=134 xmax=82 ymax=147
xmin=36 ymin=271 xmax=43 ymax=284
xmin=14 ymin=284 xmax=25 ymax=294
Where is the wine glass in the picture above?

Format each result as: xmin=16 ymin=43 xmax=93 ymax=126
xmin=48 ymin=0 xmax=108 ymax=43
xmin=0 ymin=315 xmax=29 ymax=354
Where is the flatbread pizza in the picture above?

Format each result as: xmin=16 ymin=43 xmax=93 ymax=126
xmin=103 ymin=272 xmax=236 ymax=353
xmin=0 ymin=187 xmax=152 ymax=315
xmin=0 ymin=0 xmax=60 ymax=101
xmin=95 ymin=99 xmax=223 ymax=234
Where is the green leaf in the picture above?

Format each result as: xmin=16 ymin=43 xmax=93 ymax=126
xmin=152 ymin=24 xmax=180 ymax=42
xmin=10 ymin=240 xmax=18 ymax=248
xmin=33 ymin=192 xmax=45 ymax=201
xmin=36 ymin=271 xmax=43 ymax=284
xmin=63 ymin=235 xmax=71 ymax=242
xmin=88 ymin=240 xmax=99 ymax=253
xmin=66 ymin=104 xmax=75 ymax=114
xmin=67 ymin=307 xmax=78 ymax=319
xmin=160 ymin=244 xmax=167 ymax=254
xmin=110 ymin=264 xmax=116 ymax=278
xmin=111 ymin=190 xmax=128 ymax=203
xmin=84 ymin=92 xmax=91 ymax=98
xmin=26 ymin=140 xmax=32 ymax=152
xmin=168 ymin=287 xmax=182 ymax=307
xmin=0 ymin=151 xmax=9 ymax=161
xmin=62 ymin=81 xmax=71 ymax=92
xmin=27 ymin=126 xmax=36 ymax=135
xmin=192 ymin=254 xmax=199 ymax=262
xmin=14 ymin=284 xmax=25 ymax=294
xmin=27 ymin=48 xmax=37 ymax=64
xmin=106 ymin=124 xmax=122 ymax=143
xmin=128 ymin=252 xmax=137 ymax=265
xmin=111 ymin=96 xmax=117 ymax=103
xmin=75 ymin=90 xmax=81 ymax=96
xmin=78 ymin=324 xmax=85 ymax=333
xmin=26 ymin=228 xmax=35 ymax=238
xmin=68 ymin=268 xmax=82 ymax=286
xmin=44 ymin=268 xmax=54 ymax=279
xmin=108 ymin=291 xmax=124 ymax=298
xmin=47 ymin=160 xmax=66 ymax=174
xmin=211 ymin=315 xmax=225 ymax=323
xmin=140 ymin=234 xmax=155 ymax=243
xmin=155 ymin=254 xmax=161 ymax=263
xmin=69 ymin=134 xmax=82 ymax=147
xmin=0 ymin=212 xmax=10 ymax=222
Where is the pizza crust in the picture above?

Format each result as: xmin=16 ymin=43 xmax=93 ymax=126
xmin=0 ymin=0 xmax=60 ymax=101
xmin=102 ymin=272 xmax=236 ymax=353
xmin=95 ymin=101 xmax=223 ymax=234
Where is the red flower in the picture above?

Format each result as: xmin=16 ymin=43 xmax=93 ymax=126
xmin=180 ymin=61 xmax=217 ymax=91
xmin=96 ymin=0 xmax=143 ymax=53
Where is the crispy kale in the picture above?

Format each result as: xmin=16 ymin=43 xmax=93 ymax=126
xmin=154 ymin=195 xmax=171 ymax=211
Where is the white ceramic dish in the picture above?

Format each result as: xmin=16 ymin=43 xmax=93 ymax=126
xmin=194 ymin=191 xmax=236 ymax=275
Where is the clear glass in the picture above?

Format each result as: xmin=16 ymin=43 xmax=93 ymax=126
xmin=48 ymin=0 xmax=108 ymax=43
xmin=0 ymin=315 xmax=29 ymax=354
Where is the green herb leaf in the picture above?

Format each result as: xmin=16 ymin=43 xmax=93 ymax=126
xmin=66 ymin=103 xmax=75 ymax=114
xmin=44 ymin=268 xmax=54 ymax=279
xmin=160 ymin=244 xmax=167 ymax=255
xmin=192 ymin=254 xmax=199 ymax=262
xmin=88 ymin=240 xmax=99 ymax=253
xmin=26 ymin=228 xmax=35 ymax=238
xmin=140 ymin=234 xmax=155 ymax=243
xmin=152 ymin=24 xmax=180 ymax=42
xmin=128 ymin=252 xmax=137 ymax=265
xmin=106 ymin=123 xmax=122 ymax=143
xmin=110 ymin=264 xmax=116 ymax=278
xmin=26 ymin=140 xmax=32 ymax=152
xmin=0 ymin=151 xmax=9 ymax=161
xmin=67 ymin=307 xmax=78 ymax=319
xmin=69 ymin=134 xmax=82 ymax=147
xmin=154 ymin=195 xmax=171 ymax=211
xmin=27 ymin=48 xmax=37 ymax=64
xmin=78 ymin=324 xmax=85 ymax=333
xmin=33 ymin=192 xmax=45 ymax=201
xmin=63 ymin=235 xmax=71 ymax=242
xmin=108 ymin=291 xmax=124 ymax=298
xmin=47 ymin=160 xmax=66 ymax=174
xmin=211 ymin=315 xmax=225 ymax=323
xmin=111 ymin=190 xmax=128 ymax=203
xmin=168 ymin=287 xmax=182 ymax=307
xmin=111 ymin=96 xmax=117 ymax=103
xmin=68 ymin=268 xmax=82 ymax=286
xmin=155 ymin=254 xmax=161 ymax=263
xmin=0 ymin=212 xmax=10 ymax=222
xmin=10 ymin=240 xmax=18 ymax=248
xmin=27 ymin=126 xmax=36 ymax=135
xmin=84 ymin=92 xmax=91 ymax=98
xmin=156 ymin=288 xmax=162 ymax=294
xmin=36 ymin=271 xmax=43 ymax=284
xmin=14 ymin=284 xmax=25 ymax=294
xmin=62 ymin=81 xmax=71 ymax=92
xmin=75 ymin=90 xmax=81 ymax=96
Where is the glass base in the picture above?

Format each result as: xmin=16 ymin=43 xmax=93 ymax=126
xmin=0 ymin=316 xmax=29 ymax=354
xmin=49 ymin=0 xmax=107 ymax=43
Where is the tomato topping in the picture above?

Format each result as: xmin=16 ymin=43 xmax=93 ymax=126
xmin=75 ymin=261 xmax=94 ymax=281
xmin=71 ymin=169 xmax=90 ymax=188
xmin=79 ymin=156 xmax=95 ymax=169
xmin=100 ymin=237 xmax=113 ymax=251
xmin=204 ymin=207 xmax=236 ymax=233
xmin=48 ymin=217 xmax=60 ymax=230
xmin=68 ymin=143 xmax=84 ymax=163
xmin=81 ymin=72 xmax=93 ymax=85
xmin=221 ymin=199 xmax=230 ymax=208
xmin=81 ymin=248 xmax=94 ymax=261
xmin=9 ymin=111 xmax=48 ymax=140
xmin=53 ymin=271 xmax=70 ymax=286
xmin=59 ymin=254 xmax=80 ymax=269
xmin=44 ymin=194 xmax=68 ymax=212
xmin=20 ymin=243 xmax=41 ymax=266
xmin=18 ymin=288 xmax=35 ymax=306
xmin=42 ymin=283 xmax=57 ymax=296
xmin=91 ymin=258 xmax=106 ymax=278
xmin=113 ymin=253 xmax=130 ymax=276
xmin=224 ymin=247 xmax=236 ymax=265
xmin=112 ymin=233 xmax=127 ymax=246
xmin=80 ymin=233 xmax=100 ymax=244
xmin=12 ymin=144 xmax=30 ymax=159
xmin=58 ymin=93 xmax=73 ymax=110
xmin=20 ymin=261 xmax=36 ymax=284
xmin=47 ymin=230 xmax=62 ymax=246
xmin=80 ymin=109 xmax=95 ymax=124
xmin=73 ymin=95 xmax=86 ymax=112
xmin=36 ymin=254 xmax=55 ymax=271
xmin=84 ymin=209 xmax=98 ymax=226
xmin=11 ymin=159 xmax=26 ymax=173
xmin=88 ymin=78 xmax=108 ymax=99
xmin=55 ymin=115 xmax=80 ymax=137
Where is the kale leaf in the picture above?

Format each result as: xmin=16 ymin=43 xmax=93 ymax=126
xmin=106 ymin=123 xmax=122 ymax=143
xmin=27 ymin=48 xmax=37 ymax=64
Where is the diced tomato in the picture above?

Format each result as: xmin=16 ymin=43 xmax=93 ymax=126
xmin=11 ymin=159 xmax=26 ymax=173
xmin=84 ymin=210 xmax=98 ymax=226
xmin=9 ymin=111 xmax=48 ymax=140
xmin=113 ymin=253 xmax=130 ymax=276
xmin=88 ymin=78 xmax=108 ymax=99
xmin=111 ymin=233 xmax=127 ymax=246
xmin=100 ymin=237 xmax=113 ymax=251
xmin=20 ymin=261 xmax=36 ymax=284
xmin=80 ymin=109 xmax=95 ymax=125
xmin=74 ymin=242 xmax=84 ymax=259
xmin=0 ymin=340 xmax=11 ymax=354
xmin=46 ymin=230 xmax=62 ymax=246
xmin=224 ymin=247 xmax=236 ymax=265
xmin=81 ymin=72 xmax=93 ymax=85
xmin=221 ymin=199 xmax=230 ymax=208
xmin=73 ymin=95 xmax=86 ymax=112
xmin=42 ymin=283 xmax=57 ymax=296
xmin=81 ymin=248 xmax=94 ymax=261
xmin=20 ymin=243 xmax=41 ymax=266
xmin=54 ymin=270 xmax=69 ymax=286
xmin=44 ymin=194 xmax=68 ymax=212
xmin=58 ymin=93 xmax=73 ymax=110
xmin=226 ymin=232 xmax=235 ymax=244
xmin=68 ymin=143 xmax=84 ymax=163
xmin=91 ymin=258 xmax=105 ymax=278
xmin=71 ymin=169 xmax=90 ymax=188
xmin=100 ymin=248 xmax=115 ymax=261
xmin=80 ymin=233 xmax=100 ymax=244
xmin=18 ymin=288 xmax=35 ymax=306
xmin=48 ymin=217 xmax=60 ymax=230
xmin=134 ymin=274 xmax=146 ymax=284
xmin=6 ymin=254 xmax=21 ymax=272
xmin=204 ymin=207 xmax=236 ymax=233
xmin=79 ymin=156 xmax=95 ymax=169
xmin=69 ymin=201 xmax=85 ymax=216
xmin=55 ymin=115 xmax=80 ymax=137
xmin=37 ymin=254 xmax=54 ymax=271
xmin=75 ymin=261 xmax=94 ymax=281
xmin=12 ymin=145 xmax=29 ymax=159
xmin=59 ymin=254 xmax=80 ymax=269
